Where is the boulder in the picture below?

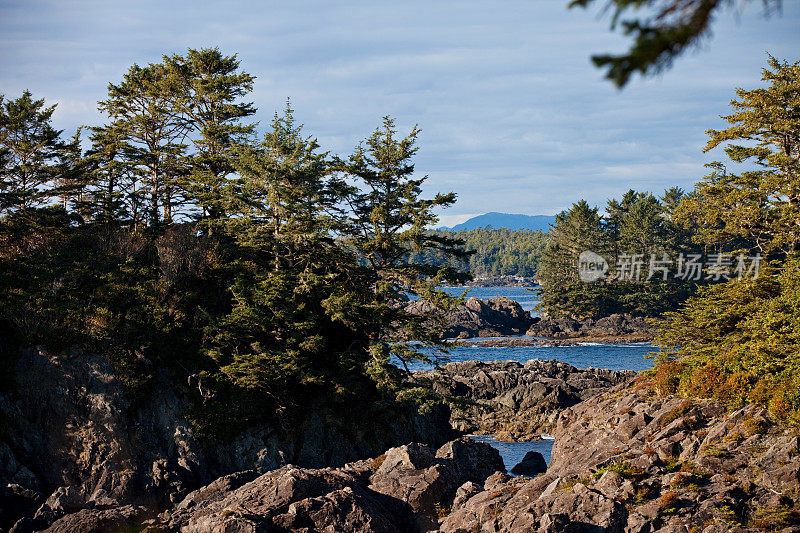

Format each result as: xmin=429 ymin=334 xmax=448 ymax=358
xmin=510 ymin=451 xmax=547 ymax=476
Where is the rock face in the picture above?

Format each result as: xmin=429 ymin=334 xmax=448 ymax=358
xmin=526 ymin=313 xmax=658 ymax=341
xmin=416 ymin=360 xmax=636 ymax=440
xmin=155 ymin=437 xmax=504 ymax=533
xmin=438 ymin=381 xmax=800 ymax=532
xmin=405 ymin=296 xmax=535 ymax=338
xmin=0 ymin=348 xmax=454 ymax=531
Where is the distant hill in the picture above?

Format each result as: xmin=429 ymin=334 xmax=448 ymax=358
xmin=444 ymin=212 xmax=556 ymax=232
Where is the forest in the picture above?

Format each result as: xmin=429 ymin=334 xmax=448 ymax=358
xmin=537 ymin=187 xmax=704 ymax=317
xmin=0 ymin=48 xmax=467 ymax=438
xmin=408 ymin=227 xmax=548 ymax=278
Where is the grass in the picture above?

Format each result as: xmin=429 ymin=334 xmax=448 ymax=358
xmin=662 ymin=456 xmax=682 ymax=472
xmin=661 ymin=400 xmax=693 ymax=427
xmin=593 ymin=461 xmax=643 ymax=480
xmin=700 ymin=441 xmax=727 ymax=458
xmin=743 ymin=417 xmax=770 ymax=436
xmin=750 ymin=504 xmax=800 ymax=530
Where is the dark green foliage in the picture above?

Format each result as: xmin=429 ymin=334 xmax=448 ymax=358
xmin=0 ymin=91 xmax=67 ymax=213
xmin=0 ymin=51 xmax=466 ymax=441
xmin=568 ymin=0 xmax=781 ymax=88
xmin=537 ymin=191 xmax=701 ymax=318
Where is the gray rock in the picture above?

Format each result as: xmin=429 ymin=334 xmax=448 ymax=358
xmin=415 ymin=359 xmax=635 ymax=440
xmin=405 ymin=296 xmax=535 ymax=338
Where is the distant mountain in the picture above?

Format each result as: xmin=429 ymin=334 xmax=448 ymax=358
xmin=444 ymin=212 xmax=556 ymax=232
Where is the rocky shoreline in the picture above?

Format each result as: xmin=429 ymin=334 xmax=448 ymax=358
xmin=15 ymin=378 xmax=798 ymax=532
xmin=439 ymin=381 xmax=800 ymax=532
xmin=405 ymin=296 xmax=658 ymax=343
xmin=415 ymin=360 xmax=636 ymax=441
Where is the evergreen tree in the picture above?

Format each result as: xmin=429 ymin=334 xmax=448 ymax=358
xmin=538 ymin=200 xmax=606 ymax=317
xmin=0 ymin=90 xmax=65 ymax=213
xmin=98 ymin=63 xmax=190 ymax=228
xmin=338 ymin=116 xmax=469 ymax=369
xmin=676 ymin=56 xmax=800 ymax=257
xmin=233 ymin=101 xmax=332 ymax=268
xmin=84 ymin=124 xmax=132 ymax=225
xmin=165 ymin=48 xmax=256 ymax=222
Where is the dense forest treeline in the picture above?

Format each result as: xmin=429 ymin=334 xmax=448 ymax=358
xmin=0 ymin=47 xmax=469 ymax=438
xmin=408 ymin=227 xmax=548 ymax=278
xmin=537 ymin=186 xmax=705 ymax=317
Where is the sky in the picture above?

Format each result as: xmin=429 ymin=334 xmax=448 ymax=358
xmin=1 ymin=1 xmax=798 ymax=227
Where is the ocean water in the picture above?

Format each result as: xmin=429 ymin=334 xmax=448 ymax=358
xmin=469 ymin=434 xmax=555 ymax=474
xmin=410 ymin=342 xmax=655 ymax=373
xmin=405 ymin=285 xmax=656 ymax=467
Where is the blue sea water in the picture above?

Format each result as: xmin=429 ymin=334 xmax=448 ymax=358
xmin=407 ymin=342 xmax=654 ymax=373
xmin=405 ymin=285 xmax=656 ymax=469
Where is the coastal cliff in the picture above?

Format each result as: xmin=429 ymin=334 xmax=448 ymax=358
xmin=0 ymin=348 xmax=455 ymax=532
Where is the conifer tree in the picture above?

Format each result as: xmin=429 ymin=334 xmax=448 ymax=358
xmin=98 ymin=63 xmax=189 ymax=228
xmin=338 ymin=116 xmax=469 ymax=371
xmin=677 ymin=56 xmax=800 ymax=257
xmin=165 ymin=48 xmax=256 ymax=222
xmin=0 ymin=90 xmax=65 ymax=213
xmin=537 ymin=200 xmax=606 ymax=317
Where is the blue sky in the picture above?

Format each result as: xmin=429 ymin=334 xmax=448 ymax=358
xmin=1 ymin=1 xmax=798 ymax=226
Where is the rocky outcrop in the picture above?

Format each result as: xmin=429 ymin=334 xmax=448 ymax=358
xmin=0 ymin=347 xmax=454 ymax=531
xmin=405 ymin=296 xmax=535 ymax=338
xmin=438 ymin=381 xmax=800 ymax=532
xmin=151 ymin=437 xmax=504 ymax=532
xmin=416 ymin=360 xmax=636 ymax=440
xmin=526 ymin=313 xmax=659 ymax=341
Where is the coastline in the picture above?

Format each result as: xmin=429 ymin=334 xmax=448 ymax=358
xmin=452 ymin=332 xmax=655 ymax=347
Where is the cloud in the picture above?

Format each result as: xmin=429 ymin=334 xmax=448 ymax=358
xmin=1 ymin=0 xmax=797 ymax=218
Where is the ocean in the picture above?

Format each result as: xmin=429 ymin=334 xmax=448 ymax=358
xmin=402 ymin=285 xmax=655 ymax=473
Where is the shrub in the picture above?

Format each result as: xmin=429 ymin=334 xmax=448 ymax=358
xmin=654 ymin=359 xmax=683 ymax=395
xmin=659 ymin=491 xmax=680 ymax=514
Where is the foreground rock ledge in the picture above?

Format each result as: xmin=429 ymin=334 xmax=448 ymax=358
xmin=440 ymin=382 xmax=800 ymax=532
xmin=27 ymin=438 xmax=504 ymax=533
